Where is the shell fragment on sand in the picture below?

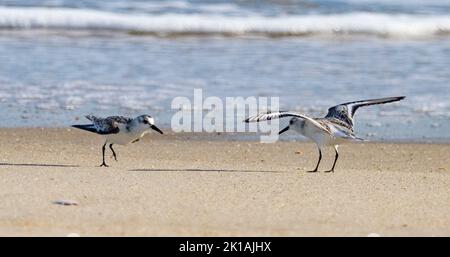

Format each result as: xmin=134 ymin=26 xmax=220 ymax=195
xmin=53 ymin=199 xmax=79 ymax=206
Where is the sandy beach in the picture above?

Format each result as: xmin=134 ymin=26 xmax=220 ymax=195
xmin=0 ymin=128 xmax=448 ymax=236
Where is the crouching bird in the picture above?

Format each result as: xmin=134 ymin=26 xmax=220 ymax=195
xmin=245 ymin=96 xmax=405 ymax=172
xmin=72 ymin=114 xmax=163 ymax=167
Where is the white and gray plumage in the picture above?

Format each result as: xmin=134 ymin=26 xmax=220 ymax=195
xmin=245 ymin=96 xmax=405 ymax=172
xmin=72 ymin=114 xmax=163 ymax=167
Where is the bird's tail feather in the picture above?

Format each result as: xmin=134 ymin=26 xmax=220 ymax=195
xmin=72 ymin=124 xmax=98 ymax=134
xmin=353 ymin=135 xmax=365 ymax=141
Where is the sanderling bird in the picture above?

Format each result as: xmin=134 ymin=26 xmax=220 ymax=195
xmin=72 ymin=114 xmax=163 ymax=167
xmin=245 ymin=96 xmax=405 ymax=172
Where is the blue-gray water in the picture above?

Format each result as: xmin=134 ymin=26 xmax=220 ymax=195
xmin=0 ymin=0 xmax=449 ymax=142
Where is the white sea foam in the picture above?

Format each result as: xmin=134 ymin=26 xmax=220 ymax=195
xmin=1 ymin=7 xmax=450 ymax=38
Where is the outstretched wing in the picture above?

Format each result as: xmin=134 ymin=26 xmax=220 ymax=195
xmin=244 ymin=111 xmax=331 ymax=135
xmin=325 ymin=96 xmax=405 ymax=130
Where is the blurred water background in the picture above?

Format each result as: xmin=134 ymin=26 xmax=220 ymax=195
xmin=0 ymin=0 xmax=449 ymax=142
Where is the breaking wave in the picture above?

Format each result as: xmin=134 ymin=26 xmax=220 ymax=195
xmin=1 ymin=7 xmax=450 ymax=38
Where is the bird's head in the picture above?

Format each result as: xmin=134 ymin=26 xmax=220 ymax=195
xmin=278 ymin=118 xmax=304 ymax=135
xmin=137 ymin=115 xmax=163 ymax=134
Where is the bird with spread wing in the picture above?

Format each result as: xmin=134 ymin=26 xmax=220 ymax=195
xmin=245 ymin=96 xmax=405 ymax=172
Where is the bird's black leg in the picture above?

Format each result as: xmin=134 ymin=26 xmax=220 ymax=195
xmin=325 ymin=146 xmax=339 ymax=173
xmin=109 ymin=144 xmax=117 ymax=161
xmin=100 ymin=142 xmax=108 ymax=167
xmin=308 ymin=147 xmax=322 ymax=173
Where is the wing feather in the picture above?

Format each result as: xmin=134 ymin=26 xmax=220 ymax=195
xmin=107 ymin=116 xmax=132 ymax=124
xmin=325 ymin=96 xmax=405 ymax=129
xmin=73 ymin=115 xmax=126 ymax=134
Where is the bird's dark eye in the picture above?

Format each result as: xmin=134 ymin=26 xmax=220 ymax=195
xmin=143 ymin=119 xmax=148 ymax=124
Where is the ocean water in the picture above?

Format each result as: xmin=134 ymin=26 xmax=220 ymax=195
xmin=0 ymin=0 xmax=449 ymax=142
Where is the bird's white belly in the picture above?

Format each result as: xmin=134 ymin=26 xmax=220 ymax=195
xmin=293 ymin=121 xmax=341 ymax=147
xmin=104 ymin=131 xmax=145 ymax=145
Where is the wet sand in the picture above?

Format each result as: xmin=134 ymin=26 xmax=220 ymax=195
xmin=0 ymin=128 xmax=449 ymax=236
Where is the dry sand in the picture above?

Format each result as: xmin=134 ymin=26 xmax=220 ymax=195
xmin=0 ymin=128 xmax=449 ymax=236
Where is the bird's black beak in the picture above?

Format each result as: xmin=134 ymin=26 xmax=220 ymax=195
xmin=278 ymin=126 xmax=290 ymax=135
xmin=150 ymin=125 xmax=163 ymax=134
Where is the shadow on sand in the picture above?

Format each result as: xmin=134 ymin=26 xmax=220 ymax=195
xmin=129 ymin=168 xmax=283 ymax=173
xmin=0 ymin=163 xmax=79 ymax=168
